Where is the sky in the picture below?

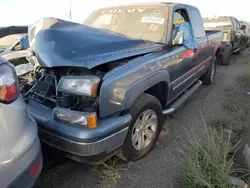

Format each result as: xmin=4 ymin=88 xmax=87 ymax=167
xmin=0 ymin=0 xmax=248 ymax=26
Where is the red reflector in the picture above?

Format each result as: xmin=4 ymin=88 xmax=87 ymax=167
xmin=29 ymin=160 xmax=40 ymax=177
xmin=181 ymin=49 xmax=197 ymax=58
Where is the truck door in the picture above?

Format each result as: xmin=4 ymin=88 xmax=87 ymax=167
xmin=168 ymin=9 xmax=199 ymax=100
xmin=188 ymin=8 xmax=211 ymax=78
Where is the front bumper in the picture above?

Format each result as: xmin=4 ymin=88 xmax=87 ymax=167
xmin=27 ymin=100 xmax=131 ymax=159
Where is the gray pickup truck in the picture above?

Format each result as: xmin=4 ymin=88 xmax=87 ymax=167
xmin=20 ymin=3 xmax=222 ymax=163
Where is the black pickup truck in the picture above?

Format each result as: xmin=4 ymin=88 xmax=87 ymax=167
xmin=20 ymin=3 xmax=222 ymax=163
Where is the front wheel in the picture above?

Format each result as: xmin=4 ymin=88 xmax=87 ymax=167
xmin=200 ymin=57 xmax=216 ymax=85
xmin=117 ymin=93 xmax=164 ymax=162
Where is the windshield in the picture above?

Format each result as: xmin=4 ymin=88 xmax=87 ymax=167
xmin=84 ymin=7 xmax=168 ymax=43
xmin=0 ymin=35 xmax=22 ymax=49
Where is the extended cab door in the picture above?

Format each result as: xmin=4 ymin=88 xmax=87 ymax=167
xmin=168 ymin=8 xmax=199 ymax=101
xmin=188 ymin=8 xmax=211 ymax=78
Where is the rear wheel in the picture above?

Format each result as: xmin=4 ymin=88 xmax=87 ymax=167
xmin=200 ymin=56 xmax=216 ymax=85
xmin=221 ymin=52 xmax=231 ymax=66
xmin=118 ymin=93 xmax=164 ymax=162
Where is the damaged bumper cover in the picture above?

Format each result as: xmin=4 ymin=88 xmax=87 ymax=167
xmin=27 ymin=100 xmax=131 ymax=160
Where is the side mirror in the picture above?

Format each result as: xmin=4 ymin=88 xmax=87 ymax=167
xmin=172 ymin=31 xmax=184 ymax=46
xmin=241 ymin=25 xmax=247 ymax=30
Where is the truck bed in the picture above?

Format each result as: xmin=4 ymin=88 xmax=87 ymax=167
xmin=206 ymin=30 xmax=223 ymax=45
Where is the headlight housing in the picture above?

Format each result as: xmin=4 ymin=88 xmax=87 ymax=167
xmin=57 ymin=76 xmax=100 ymax=96
xmin=53 ymin=107 xmax=97 ymax=129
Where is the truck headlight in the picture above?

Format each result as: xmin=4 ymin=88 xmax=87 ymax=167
xmin=53 ymin=107 xmax=97 ymax=129
xmin=57 ymin=76 xmax=100 ymax=96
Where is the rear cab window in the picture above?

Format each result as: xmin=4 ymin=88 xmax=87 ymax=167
xmin=84 ymin=7 xmax=168 ymax=43
xmin=233 ymin=19 xmax=240 ymax=30
xmin=203 ymin=17 xmax=233 ymax=31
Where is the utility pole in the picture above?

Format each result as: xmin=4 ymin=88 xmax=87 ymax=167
xmin=69 ymin=0 xmax=72 ymax=21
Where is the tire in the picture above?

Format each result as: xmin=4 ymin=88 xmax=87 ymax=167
xmin=221 ymin=52 xmax=231 ymax=66
xmin=118 ymin=93 xmax=164 ymax=162
xmin=220 ymin=46 xmax=232 ymax=66
xmin=200 ymin=56 xmax=216 ymax=85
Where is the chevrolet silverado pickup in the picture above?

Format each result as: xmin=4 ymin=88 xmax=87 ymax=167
xmin=20 ymin=3 xmax=222 ymax=163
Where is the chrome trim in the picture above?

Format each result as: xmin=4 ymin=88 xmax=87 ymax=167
xmin=198 ymin=56 xmax=212 ymax=67
xmin=197 ymin=65 xmax=206 ymax=73
xmin=173 ymin=72 xmax=196 ymax=90
xmin=163 ymin=80 xmax=202 ymax=115
xmin=163 ymin=108 xmax=175 ymax=115
xmin=171 ymin=68 xmax=195 ymax=88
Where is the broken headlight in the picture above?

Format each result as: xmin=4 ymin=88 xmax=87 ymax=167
xmin=57 ymin=76 xmax=100 ymax=97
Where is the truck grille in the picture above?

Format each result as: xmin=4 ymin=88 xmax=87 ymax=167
xmin=29 ymin=73 xmax=58 ymax=108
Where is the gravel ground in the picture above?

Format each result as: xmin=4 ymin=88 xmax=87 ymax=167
xmin=36 ymin=52 xmax=246 ymax=188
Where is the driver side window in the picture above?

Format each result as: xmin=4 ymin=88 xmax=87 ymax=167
xmin=172 ymin=9 xmax=197 ymax=49
xmin=172 ymin=10 xmax=188 ymax=34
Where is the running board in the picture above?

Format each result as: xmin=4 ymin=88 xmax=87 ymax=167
xmin=163 ymin=80 xmax=202 ymax=115
xmin=232 ymin=48 xmax=240 ymax=53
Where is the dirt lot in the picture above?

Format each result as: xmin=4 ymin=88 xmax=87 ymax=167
xmin=36 ymin=50 xmax=248 ymax=188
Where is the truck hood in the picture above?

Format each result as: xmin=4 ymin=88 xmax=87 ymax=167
xmin=29 ymin=17 xmax=163 ymax=69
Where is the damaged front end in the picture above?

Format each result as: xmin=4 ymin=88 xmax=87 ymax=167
xmin=20 ymin=51 xmax=103 ymax=129
xmin=19 ymin=17 xmax=162 ymax=125
xmin=19 ymin=51 xmax=132 ymax=161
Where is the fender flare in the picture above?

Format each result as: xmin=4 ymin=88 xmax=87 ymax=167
xmin=214 ymin=43 xmax=222 ymax=57
xmin=121 ymin=70 xmax=171 ymax=111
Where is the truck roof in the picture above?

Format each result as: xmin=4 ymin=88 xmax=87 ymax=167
xmin=95 ymin=2 xmax=197 ymax=10
xmin=203 ymin=16 xmax=237 ymax=20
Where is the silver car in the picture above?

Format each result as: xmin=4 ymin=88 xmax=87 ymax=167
xmin=0 ymin=34 xmax=30 ymax=66
xmin=0 ymin=58 xmax=42 ymax=188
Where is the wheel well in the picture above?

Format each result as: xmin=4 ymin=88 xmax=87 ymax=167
xmin=144 ymin=82 xmax=168 ymax=108
xmin=215 ymin=47 xmax=221 ymax=58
